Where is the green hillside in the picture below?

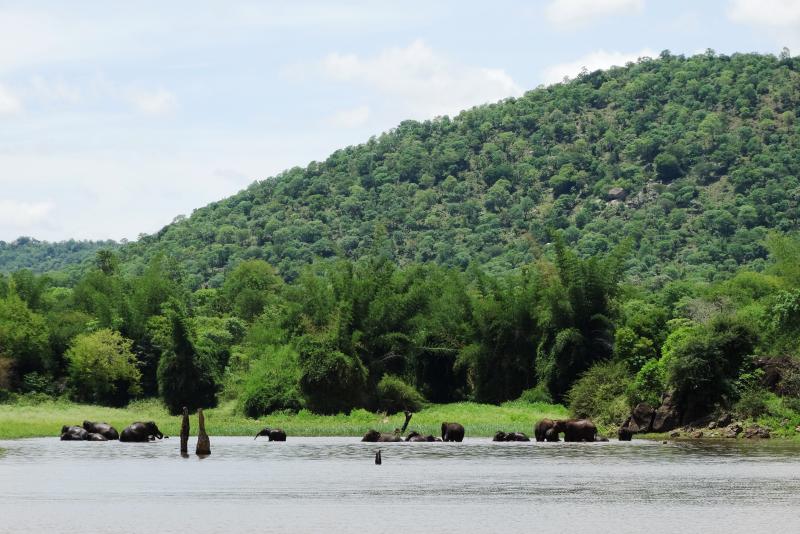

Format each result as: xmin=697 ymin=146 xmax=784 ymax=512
xmin=116 ymin=51 xmax=799 ymax=288
xmin=0 ymin=238 xmax=118 ymax=276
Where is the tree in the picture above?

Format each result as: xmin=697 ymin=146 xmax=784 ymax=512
xmin=0 ymin=288 xmax=51 ymax=383
xmin=156 ymin=301 xmax=219 ymax=414
xmin=297 ymin=335 xmax=367 ymax=414
xmin=65 ymin=329 xmax=141 ymax=406
xmin=222 ymin=260 xmax=282 ymax=321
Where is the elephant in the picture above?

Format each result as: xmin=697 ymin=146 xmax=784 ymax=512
xmin=544 ymin=428 xmax=560 ymax=442
xmin=441 ymin=422 xmax=464 ymax=442
xmin=60 ymin=425 xmax=88 ymax=441
xmin=562 ymin=419 xmax=598 ymax=442
xmin=406 ymin=431 xmax=437 ymax=442
xmin=362 ymin=411 xmax=413 ymax=442
xmin=87 ymin=433 xmax=108 ymax=441
xmin=618 ymin=426 xmax=633 ymax=441
xmin=362 ymin=429 xmax=403 ymax=442
xmin=83 ymin=421 xmax=119 ymax=440
xmin=494 ymin=431 xmax=530 ymax=442
xmin=119 ymin=421 xmax=164 ymax=442
xmin=254 ymin=427 xmax=287 ymax=441
xmin=535 ymin=418 xmax=559 ymax=442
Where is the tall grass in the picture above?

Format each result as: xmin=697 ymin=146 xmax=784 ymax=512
xmin=0 ymin=397 xmax=569 ymax=440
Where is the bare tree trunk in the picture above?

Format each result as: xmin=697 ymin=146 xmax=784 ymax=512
xmin=400 ymin=411 xmax=412 ymax=434
xmin=196 ymin=408 xmax=210 ymax=456
xmin=180 ymin=406 xmax=189 ymax=456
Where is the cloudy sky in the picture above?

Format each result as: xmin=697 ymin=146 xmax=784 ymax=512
xmin=0 ymin=0 xmax=797 ymax=242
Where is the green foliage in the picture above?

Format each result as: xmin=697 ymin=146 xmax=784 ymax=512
xmin=297 ymin=335 xmax=368 ymax=414
xmin=0 ymin=289 xmax=51 ymax=379
xmin=65 ymin=329 xmax=141 ymax=406
xmin=0 ymin=238 xmax=116 ymax=275
xmin=734 ymin=387 xmax=771 ymax=419
xmin=626 ymin=358 xmax=666 ymax=407
xmin=663 ymin=316 xmax=756 ymax=420
xmin=375 ymin=375 xmax=426 ymax=414
xmin=222 ymin=260 xmax=281 ymax=321
xmin=156 ymin=302 xmax=219 ymax=414
xmin=238 ymin=345 xmax=303 ymax=417
xmin=517 ymin=384 xmax=553 ymax=404
xmin=567 ymin=360 xmax=630 ymax=426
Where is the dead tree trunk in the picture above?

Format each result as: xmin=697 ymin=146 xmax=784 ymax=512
xmin=180 ymin=406 xmax=190 ymax=455
xmin=196 ymin=408 xmax=210 ymax=456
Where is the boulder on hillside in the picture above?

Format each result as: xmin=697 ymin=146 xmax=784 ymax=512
xmin=652 ymin=392 xmax=681 ymax=433
xmin=607 ymin=187 xmax=626 ymax=201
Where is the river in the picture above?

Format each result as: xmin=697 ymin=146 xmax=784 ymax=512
xmin=1 ymin=437 xmax=798 ymax=533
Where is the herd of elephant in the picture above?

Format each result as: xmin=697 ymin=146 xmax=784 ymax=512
xmin=60 ymin=421 xmax=164 ymax=442
xmin=59 ymin=415 xmax=606 ymax=444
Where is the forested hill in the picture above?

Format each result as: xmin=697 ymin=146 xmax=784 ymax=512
xmin=0 ymin=238 xmax=118 ymax=275
xmin=39 ymin=52 xmax=800 ymax=286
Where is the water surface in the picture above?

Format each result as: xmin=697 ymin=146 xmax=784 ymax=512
xmin=1 ymin=437 xmax=798 ymax=533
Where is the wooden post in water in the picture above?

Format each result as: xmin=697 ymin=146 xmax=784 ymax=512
xmin=180 ymin=406 xmax=190 ymax=456
xmin=196 ymin=408 xmax=211 ymax=456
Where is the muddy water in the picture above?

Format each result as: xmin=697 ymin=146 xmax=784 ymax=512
xmin=1 ymin=437 xmax=799 ymax=533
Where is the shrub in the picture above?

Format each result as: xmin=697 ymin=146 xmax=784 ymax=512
xmin=376 ymin=375 xmax=426 ymax=414
xmin=734 ymin=388 xmax=771 ymax=419
xmin=567 ymin=360 xmax=630 ymax=426
xmin=518 ymin=384 xmax=553 ymax=404
xmin=238 ymin=345 xmax=304 ymax=417
xmin=65 ymin=329 xmax=142 ymax=406
xmin=626 ymin=359 xmax=666 ymax=407
xmin=297 ymin=336 xmax=367 ymax=414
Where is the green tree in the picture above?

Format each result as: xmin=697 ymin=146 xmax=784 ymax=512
xmin=65 ymin=329 xmax=141 ymax=406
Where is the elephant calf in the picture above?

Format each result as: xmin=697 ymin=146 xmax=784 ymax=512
xmin=406 ymin=431 xmax=438 ymax=442
xmin=362 ymin=429 xmax=403 ymax=442
xmin=60 ymin=425 xmax=88 ymax=441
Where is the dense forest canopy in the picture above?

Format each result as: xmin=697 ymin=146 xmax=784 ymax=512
xmin=109 ymin=50 xmax=800 ymax=289
xmin=2 ymin=51 xmax=800 ymax=429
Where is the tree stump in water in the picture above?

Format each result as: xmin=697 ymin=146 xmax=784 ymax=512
xmin=180 ymin=407 xmax=190 ymax=456
xmin=196 ymin=409 xmax=210 ymax=456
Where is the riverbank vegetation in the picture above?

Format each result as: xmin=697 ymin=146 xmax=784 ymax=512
xmin=0 ymin=397 xmax=568 ymax=440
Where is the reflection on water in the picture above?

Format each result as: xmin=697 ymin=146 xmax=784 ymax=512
xmin=1 ymin=437 xmax=799 ymax=533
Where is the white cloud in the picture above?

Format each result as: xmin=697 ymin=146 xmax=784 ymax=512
xmin=0 ymin=84 xmax=22 ymax=115
xmin=30 ymin=76 xmax=81 ymax=103
xmin=324 ymin=105 xmax=371 ymax=128
xmin=727 ymin=0 xmax=800 ymax=51
xmin=545 ymin=0 xmax=644 ymax=29
xmin=0 ymin=200 xmax=53 ymax=227
xmin=321 ymin=40 xmax=522 ymax=118
xmin=128 ymin=88 xmax=177 ymax=116
xmin=542 ymin=48 xmax=656 ymax=85
xmin=728 ymin=0 xmax=800 ymax=27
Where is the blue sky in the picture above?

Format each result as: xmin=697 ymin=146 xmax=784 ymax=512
xmin=0 ymin=0 xmax=797 ymax=241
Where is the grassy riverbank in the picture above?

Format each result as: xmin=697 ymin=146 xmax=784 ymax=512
xmin=0 ymin=397 xmax=570 ymax=440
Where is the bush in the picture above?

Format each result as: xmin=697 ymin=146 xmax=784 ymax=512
xmin=734 ymin=388 xmax=771 ymax=419
xmin=626 ymin=359 xmax=666 ymax=407
xmin=567 ymin=360 xmax=630 ymax=426
xmin=238 ymin=345 xmax=304 ymax=417
xmin=66 ymin=329 xmax=142 ymax=406
xmin=376 ymin=375 xmax=426 ymax=414
xmin=518 ymin=384 xmax=553 ymax=404
xmin=297 ymin=336 xmax=367 ymax=414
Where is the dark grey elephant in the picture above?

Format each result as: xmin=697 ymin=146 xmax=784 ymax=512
xmin=562 ymin=419 xmax=597 ymax=442
xmin=544 ymin=428 xmax=560 ymax=442
xmin=406 ymin=431 xmax=438 ymax=442
xmin=535 ymin=418 xmax=564 ymax=442
xmin=494 ymin=431 xmax=530 ymax=442
xmin=83 ymin=421 xmax=119 ymax=440
xmin=254 ymin=427 xmax=287 ymax=441
xmin=441 ymin=422 xmax=464 ymax=442
xmin=119 ymin=421 xmax=164 ymax=442
xmin=618 ymin=426 xmax=633 ymax=441
xmin=362 ymin=429 xmax=403 ymax=442
xmin=87 ymin=433 xmax=108 ymax=441
xmin=60 ymin=425 xmax=88 ymax=441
